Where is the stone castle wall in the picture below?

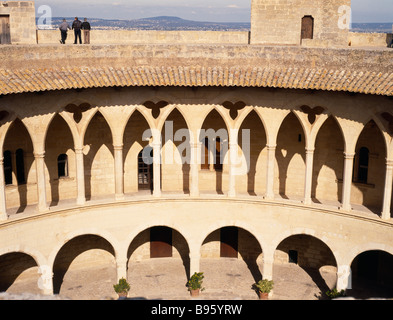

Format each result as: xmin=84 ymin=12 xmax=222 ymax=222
xmin=250 ymin=0 xmax=351 ymax=47
xmin=0 ymin=1 xmax=36 ymax=44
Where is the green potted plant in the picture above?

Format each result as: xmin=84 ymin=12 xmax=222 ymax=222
xmin=113 ymin=277 xmax=130 ymax=298
xmin=325 ymin=288 xmax=346 ymax=299
xmin=186 ymin=272 xmax=205 ymax=297
xmin=252 ymin=279 xmax=274 ymax=300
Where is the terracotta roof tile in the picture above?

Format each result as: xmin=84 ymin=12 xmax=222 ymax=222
xmin=0 ymin=64 xmax=392 ymax=96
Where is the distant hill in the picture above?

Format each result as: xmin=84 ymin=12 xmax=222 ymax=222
xmin=39 ymin=16 xmax=251 ymax=31
xmin=38 ymin=16 xmax=392 ymax=33
xmin=351 ymin=23 xmax=392 ymax=33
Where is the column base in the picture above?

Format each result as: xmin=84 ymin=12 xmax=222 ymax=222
xmin=228 ymin=191 xmax=236 ymax=198
xmin=76 ymin=197 xmax=86 ymax=206
xmin=153 ymin=190 xmax=161 ymax=198
xmin=115 ymin=193 xmax=125 ymax=201
xmin=36 ymin=205 xmax=50 ymax=213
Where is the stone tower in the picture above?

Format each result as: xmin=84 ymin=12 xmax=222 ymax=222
xmin=0 ymin=1 xmax=36 ymax=44
xmin=250 ymin=0 xmax=351 ymax=47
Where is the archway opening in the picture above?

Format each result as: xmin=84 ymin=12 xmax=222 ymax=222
xmin=275 ymin=112 xmax=305 ymax=200
xmin=199 ymin=109 xmax=229 ymax=195
xmin=161 ymin=108 xmax=190 ymax=194
xmin=238 ymin=110 xmax=267 ymax=196
xmin=200 ymin=226 xmax=263 ymax=299
xmin=274 ymin=234 xmax=337 ymax=300
xmin=84 ymin=111 xmax=114 ymax=200
xmin=45 ymin=114 xmax=75 ymax=206
xmin=123 ymin=109 xmax=153 ymax=194
xmin=0 ymin=252 xmax=39 ymax=294
xmin=352 ymin=120 xmax=386 ymax=214
xmin=312 ymin=116 xmax=344 ymax=205
xmin=350 ymin=250 xmax=393 ymax=299
xmin=52 ymin=234 xmax=116 ymax=299
xmin=126 ymin=226 xmax=190 ymax=299
xmin=3 ymin=118 xmax=34 ymax=213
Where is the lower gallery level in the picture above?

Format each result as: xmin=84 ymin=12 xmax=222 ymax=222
xmin=0 ymin=85 xmax=392 ymax=299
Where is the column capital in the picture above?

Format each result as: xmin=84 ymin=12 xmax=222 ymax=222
xmin=386 ymin=158 xmax=393 ymax=168
xmin=266 ymin=144 xmax=277 ymax=151
xmin=190 ymin=142 xmax=201 ymax=149
xmin=344 ymin=152 xmax=355 ymax=159
xmin=113 ymin=144 xmax=124 ymax=151
xmin=33 ymin=152 xmax=45 ymax=159
xmin=74 ymin=147 xmax=83 ymax=154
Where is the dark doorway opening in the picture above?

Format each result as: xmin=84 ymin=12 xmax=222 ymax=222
xmin=220 ymin=227 xmax=238 ymax=258
xmin=301 ymin=16 xmax=314 ymax=41
xmin=138 ymin=148 xmax=153 ymax=191
xmin=0 ymin=15 xmax=11 ymax=44
xmin=150 ymin=226 xmax=173 ymax=258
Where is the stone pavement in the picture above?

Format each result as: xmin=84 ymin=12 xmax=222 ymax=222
xmin=1 ymin=257 xmax=338 ymax=300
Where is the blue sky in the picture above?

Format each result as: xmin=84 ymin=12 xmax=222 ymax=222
xmin=34 ymin=0 xmax=393 ymax=23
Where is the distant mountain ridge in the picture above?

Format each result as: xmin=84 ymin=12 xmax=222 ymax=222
xmin=38 ymin=16 xmax=392 ymax=33
xmin=40 ymin=16 xmax=251 ymax=31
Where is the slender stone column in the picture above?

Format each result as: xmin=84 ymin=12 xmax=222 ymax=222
xmin=381 ymin=159 xmax=393 ymax=220
xmin=303 ymin=148 xmax=315 ymax=205
xmin=37 ymin=265 xmax=54 ymax=296
xmin=228 ymin=142 xmax=237 ymax=197
xmin=0 ymin=158 xmax=7 ymax=221
xmin=265 ymin=144 xmax=276 ymax=200
xmin=336 ymin=265 xmax=352 ymax=291
xmin=341 ymin=152 xmax=355 ymax=211
xmin=34 ymin=152 xmax=49 ymax=212
xmin=116 ymin=257 xmax=128 ymax=281
xmin=189 ymin=250 xmax=201 ymax=278
xmin=152 ymin=141 xmax=161 ymax=197
xmin=113 ymin=144 xmax=125 ymax=201
xmin=189 ymin=142 xmax=199 ymax=197
xmin=262 ymin=254 xmax=274 ymax=281
xmin=75 ymin=148 xmax=86 ymax=205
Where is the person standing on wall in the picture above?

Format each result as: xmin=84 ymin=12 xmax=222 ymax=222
xmin=59 ymin=19 xmax=70 ymax=44
xmin=81 ymin=18 xmax=91 ymax=44
xmin=72 ymin=17 xmax=82 ymax=44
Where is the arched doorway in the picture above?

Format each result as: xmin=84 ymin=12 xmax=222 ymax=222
xmin=3 ymin=118 xmax=34 ymax=212
xmin=301 ymin=16 xmax=314 ymax=41
xmin=274 ymin=234 xmax=337 ymax=300
xmin=137 ymin=148 xmax=153 ymax=191
xmin=275 ymin=112 xmax=305 ymax=200
xmin=123 ymin=110 xmax=152 ymax=194
xmin=52 ymin=234 xmax=117 ymax=299
xmin=352 ymin=120 xmax=386 ymax=213
xmin=45 ymin=114 xmax=75 ymax=206
xmin=0 ymin=252 xmax=40 ymax=294
xmin=200 ymin=226 xmax=263 ymax=299
xmin=84 ymin=112 xmax=114 ymax=200
xmin=350 ymin=250 xmax=393 ymax=299
xmin=127 ymin=226 xmax=190 ymax=299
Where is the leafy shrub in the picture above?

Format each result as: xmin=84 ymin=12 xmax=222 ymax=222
xmin=326 ymin=288 xmax=346 ymax=299
xmin=186 ymin=272 xmax=205 ymax=291
xmin=113 ymin=277 xmax=130 ymax=294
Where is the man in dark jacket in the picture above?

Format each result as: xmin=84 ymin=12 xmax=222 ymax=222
xmin=81 ymin=18 xmax=91 ymax=44
xmin=72 ymin=17 xmax=82 ymax=44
